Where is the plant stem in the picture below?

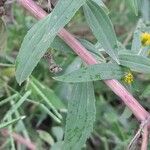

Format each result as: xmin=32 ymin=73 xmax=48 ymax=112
xmin=59 ymin=29 xmax=149 ymax=121
xmin=0 ymin=63 xmax=14 ymax=67
xmin=1 ymin=129 xmax=36 ymax=150
xmin=17 ymin=0 xmax=149 ymax=121
xmin=141 ymin=126 xmax=149 ymax=150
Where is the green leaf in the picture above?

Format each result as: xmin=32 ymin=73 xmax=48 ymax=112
xmin=54 ymin=63 xmax=123 ymax=83
xmin=27 ymin=99 xmax=61 ymax=123
xmin=51 ymin=142 xmax=63 ymax=150
xmin=131 ymin=19 xmax=145 ymax=53
xmin=0 ymin=94 xmax=18 ymax=107
xmin=141 ymin=0 xmax=150 ymax=23
xmin=79 ymin=39 xmax=101 ymax=56
xmin=78 ymin=39 xmax=106 ymax=62
xmin=15 ymin=0 xmax=86 ymax=84
xmin=51 ymin=36 xmax=73 ymax=53
xmin=83 ymin=0 xmax=119 ymax=63
xmin=91 ymin=0 xmax=109 ymax=14
xmin=37 ymin=130 xmax=54 ymax=145
xmin=141 ymin=85 xmax=150 ymax=98
xmin=0 ymin=18 xmax=7 ymax=51
xmin=52 ymin=127 xmax=64 ymax=141
xmin=131 ymin=19 xmax=150 ymax=57
xmin=119 ymin=53 xmax=150 ymax=73
xmin=50 ymin=36 xmax=104 ymax=59
xmin=2 ymin=86 xmax=30 ymax=140
xmin=8 ymin=115 xmax=16 ymax=150
xmin=63 ymin=82 xmax=96 ymax=150
xmin=29 ymin=79 xmax=62 ymax=120
xmin=3 ymin=91 xmax=31 ymax=121
xmin=79 ymin=39 xmax=104 ymax=55
xmin=30 ymin=77 xmax=65 ymax=109
xmin=56 ymin=57 xmax=82 ymax=101
xmin=0 ymin=116 xmax=25 ymax=129
xmin=126 ymin=0 xmax=139 ymax=16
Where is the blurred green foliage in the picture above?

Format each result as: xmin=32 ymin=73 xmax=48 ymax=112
xmin=0 ymin=0 xmax=150 ymax=150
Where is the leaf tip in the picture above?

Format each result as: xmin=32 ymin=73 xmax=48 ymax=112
xmin=52 ymin=76 xmax=61 ymax=81
xmin=21 ymin=116 xmax=26 ymax=120
xmin=16 ymin=76 xmax=24 ymax=86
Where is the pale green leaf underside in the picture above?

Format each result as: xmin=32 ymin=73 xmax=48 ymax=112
xmin=63 ymin=82 xmax=96 ymax=150
xmin=16 ymin=0 xmax=86 ymax=84
xmin=54 ymin=63 xmax=123 ymax=82
xmin=119 ymin=53 xmax=150 ymax=73
xmin=83 ymin=0 xmax=119 ymax=63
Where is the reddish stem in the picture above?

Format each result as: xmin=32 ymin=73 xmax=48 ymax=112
xmin=59 ymin=29 xmax=149 ymax=121
xmin=141 ymin=126 xmax=149 ymax=150
xmin=17 ymin=0 xmax=149 ymax=121
xmin=1 ymin=129 xmax=36 ymax=150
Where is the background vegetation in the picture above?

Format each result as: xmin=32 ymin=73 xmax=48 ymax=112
xmin=0 ymin=0 xmax=150 ymax=149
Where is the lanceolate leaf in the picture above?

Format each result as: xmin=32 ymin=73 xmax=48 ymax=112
xmin=119 ymin=53 xmax=150 ymax=73
xmin=63 ymin=82 xmax=96 ymax=150
xmin=16 ymin=0 xmax=86 ymax=84
xmin=54 ymin=63 xmax=123 ymax=82
xmin=91 ymin=0 xmax=109 ymax=14
xmin=83 ymin=0 xmax=119 ymax=63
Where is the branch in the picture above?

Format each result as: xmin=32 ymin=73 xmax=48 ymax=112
xmin=128 ymin=117 xmax=150 ymax=149
xmin=1 ymin=129 xmax=36 ymax=150
xmin=17 ymin=0 xmax=149 ymax=122
xmin=141 ymin=126 xmax=149 ymax=150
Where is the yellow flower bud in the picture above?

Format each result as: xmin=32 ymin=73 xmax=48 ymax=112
xmin=140 ymin=32 xmax=150 ymax=46
xmin=123 ymin=72 xmax=134 ymax=84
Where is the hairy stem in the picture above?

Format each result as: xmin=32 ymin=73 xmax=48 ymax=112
xmin=17 ymin=0 xmax=149 ymax=121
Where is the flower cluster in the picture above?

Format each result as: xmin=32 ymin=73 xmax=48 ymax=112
xmin=140 ymin=32 xmax=150 ymax=46
xmin=123 ymin=72 xmax=134 ymax=84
